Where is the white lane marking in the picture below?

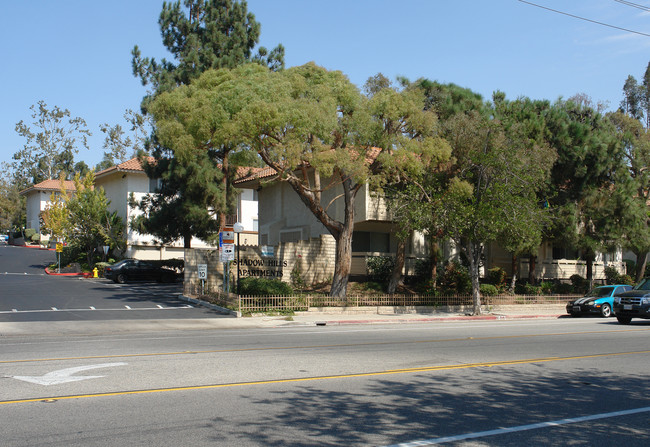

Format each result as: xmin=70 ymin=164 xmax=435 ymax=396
xmin=51 ymin=307 xmax=58 ymax=311
xmin=384 ymin=406 xmax=650 ymax=446
xmin=12 ymin=362 xmax=128 ymax=386
xmin=157 ymin=305 xmax=163 ymax=309
xmin=0 ymin=305 xmax=193 ymax=314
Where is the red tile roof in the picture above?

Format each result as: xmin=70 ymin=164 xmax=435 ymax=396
xmin=94 ymin=157 xmax=155 ymax=178
xmin=19 ymin=179 xmax=76 ymax=195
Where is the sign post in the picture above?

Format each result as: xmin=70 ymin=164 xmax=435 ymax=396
xmin=233 ymin=222 xmax=244 ymax=295
xmin=198 ymin=264 xmax=207 ymax=295
xmin=220 ymin=228 xmax=235 ymax=293
xmin=55 ymin=241 xmax=64 ymax=273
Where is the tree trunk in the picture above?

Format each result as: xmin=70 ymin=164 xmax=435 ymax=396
xmin=635 ymin=251 xmax=647 ymax=283
xmin=430 ymin=236 xmax=440 ymax=288
xmin=468 ymin=240 xmax=482 ymax=315
xmin=528 ymin=255 xmax=537 ymax=285
xmin=510 ymin=254 xmax=518 ymax=292
xmin=329 ymin=180 xmax=356 ymax=299
xmin=387 ymin=235 xmax=407 ymax=294
xmin=330 ymin=224 xmax=352 ymax=299
xmin=183 ymin=230 xmax=192 ymax=249
xmin=586 ymin=253 xmax=594 ymax=290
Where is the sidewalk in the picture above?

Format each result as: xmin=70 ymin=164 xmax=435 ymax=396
xmin=0 ymin=302 xmax=568 ymax=337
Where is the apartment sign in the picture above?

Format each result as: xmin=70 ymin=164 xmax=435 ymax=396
xmin=237 ymin=257 xmax=287 ymax=278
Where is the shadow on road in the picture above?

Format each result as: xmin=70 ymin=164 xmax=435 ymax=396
xmin=214 ymin=366 xmax=650 ymax=446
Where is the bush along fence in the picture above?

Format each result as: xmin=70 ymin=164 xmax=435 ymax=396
xmin=183 ymin=283 xmax=576 ymax=316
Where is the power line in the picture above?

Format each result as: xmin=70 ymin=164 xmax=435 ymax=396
xmin=518 ymin=0 xmax=650 ymax=37
xmin=613 ymin=0 xmax=650 ymax=12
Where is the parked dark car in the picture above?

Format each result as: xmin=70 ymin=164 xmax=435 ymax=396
xmin=104 ymin=259 xmax=178 ymax=284
xmin=613 ymin=278 xmax=650 ymax=324
xmin=566 ymin=285 xmax=633 ymax=318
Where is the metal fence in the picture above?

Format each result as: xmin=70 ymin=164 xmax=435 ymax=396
xmin=187 ymin=288 xmax=578 ymax=315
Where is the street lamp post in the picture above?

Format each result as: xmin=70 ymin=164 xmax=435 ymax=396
xmin=233 ymin=222 xmax=244 ymax=295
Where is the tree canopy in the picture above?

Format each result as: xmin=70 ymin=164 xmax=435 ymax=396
xmin=149 ymin=63 xmax=451 ymax=297
xmin=131 ymin=0 xmax=284 ymax=248
xmin=12 ymin=101 xmax=91 ymax=188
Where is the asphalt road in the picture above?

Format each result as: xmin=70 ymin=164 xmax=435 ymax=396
xmin=1 ymin=317 xmax=649 ymax=446
xmin=0 ymin=245 xmax=221 ymax=322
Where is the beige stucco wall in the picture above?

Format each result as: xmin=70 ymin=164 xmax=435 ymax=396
xmin=24 ymin=191 xmax=45 ymax=231
xmin=184 ymin=235 xmax=336 ymax=294
xmin=485 ymin=241 xmax=625 ymax=281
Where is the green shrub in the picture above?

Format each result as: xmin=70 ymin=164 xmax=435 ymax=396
xmin=438 ymin=261 xmax=472 ymax=294
xmin=414 ymin=257 xmax=434 ymax=281
xmin=618 ymin=274 xmax=635 ymax=286
xmin=486 ymin=267 xmax=507 ymax=291
xmin=570 ymin=274 xmax=587 ymax=294
xmin=604 ymin=266 xmax=634 ymax=286
xmin=60 ymin=245 xmax=85 ymax=266
xmin=367 ymin=256 xmax=395 ymax=283
xmin=523 ymin=283 xmax=542 ymax=295
xmin=94 ymin=262 xmax=111 ymax=277
xmin=24 ymin=228 xmax=37 ymax=240
xmin=553 ymin=282 xmax=574 ymax=294
xmin=290 ymin=263 xmax=307 ymax=291
xmin=238 ymin=277 xmax=293 ymax=296
xmin=540 ymin=281 xmax=554 ymax=295
xmin=479 ymin=283 xmax=498 ymax=296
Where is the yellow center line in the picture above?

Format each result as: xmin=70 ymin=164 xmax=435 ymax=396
xmin=2 ymin=349 xmax=649 ymax=406
xmin=2 ymin=327 xmax=649 ymax=364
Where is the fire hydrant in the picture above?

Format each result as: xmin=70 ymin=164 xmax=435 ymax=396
xmin=93 ymin=267 xmax=98 ymax=278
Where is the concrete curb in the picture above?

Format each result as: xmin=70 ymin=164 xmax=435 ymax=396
xmin=44 ymin=267 xmax=91 ymax=277
xmin=180 ymin=295 xmax=238 ymax=317
xmin=179 ymin=294 xmax=564 ymax=326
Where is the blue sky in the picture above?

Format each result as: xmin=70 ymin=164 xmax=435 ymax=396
xmin=2 ymin=0 xmax=650 ymax=171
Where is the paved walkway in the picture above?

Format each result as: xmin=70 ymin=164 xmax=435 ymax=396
xmin=0 ymin=303 xmax=570 ymax=337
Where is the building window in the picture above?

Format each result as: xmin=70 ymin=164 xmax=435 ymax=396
xmin=253 ymin=219 xmax=259 ymax=232
xmin=352 ymin=231 xmax=390 ymax=253
xmin=280 ymin=230 xmax=302 ymax=243
xmin=552 ymin=245 xmax=579 ymax=260
xmin=149 ymin=178 xmax=162 ymax=193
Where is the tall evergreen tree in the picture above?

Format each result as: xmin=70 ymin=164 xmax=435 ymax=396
xmin=642 ymin=62 xmax=650 ymax=128
xmin=544 ymin=100 xmax=625 ymax=288
xmin=621 ymin=75 xmax=643 ymax=121
xmin=608 ymin=111 xmax=650 ymax=281
xmin=131 ymin=0 xmax=284 ymax=247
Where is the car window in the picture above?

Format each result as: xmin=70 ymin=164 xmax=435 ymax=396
xmin=587 ymin=287 xmax=613 ymax=297
xmin=633 ymin=279 xmax=650 ymax=291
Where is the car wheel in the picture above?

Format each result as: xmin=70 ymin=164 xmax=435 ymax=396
xmin=116 ymin=273 xmax=127 ymax=284
xmin=616 ymin=316 xmax=632 ymax=325
xmin=600 ymin=304 xmax=612 ymax=318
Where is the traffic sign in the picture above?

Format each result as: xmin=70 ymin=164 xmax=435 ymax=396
xmin=55 ymin=243 xmax=63 ymax=253
xmin=221 ymin=228 xmax=234 ymax=244
xmin=221 ymin=243 xmax=235 ymax=261
xmin=198 ymin=264 xmax=207 ymax=280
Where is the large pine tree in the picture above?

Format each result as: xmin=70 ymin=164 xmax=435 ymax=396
xmin=131 ymin=0 xmax=284 ymax=248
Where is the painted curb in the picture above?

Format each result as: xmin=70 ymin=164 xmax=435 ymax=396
xmin=44 ymin=267 xmax=92 ymax=278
